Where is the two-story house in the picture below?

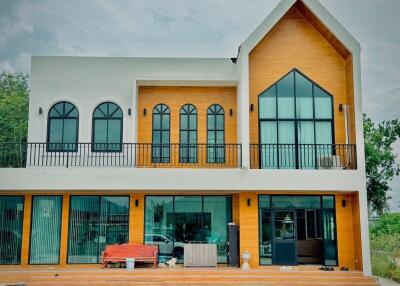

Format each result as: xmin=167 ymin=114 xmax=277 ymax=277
xmin=0 ymin=0 xmax=371 ymax=277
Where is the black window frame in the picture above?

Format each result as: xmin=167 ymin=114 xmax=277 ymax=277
xmin=91 ymin=102 xmax=123 ymax=152
xmin=152 ymin=104 xmax=171 ymax=163
xmin=257 ymin=69 xmax=335 ymax=169
xmin=179 ymin=104 xmax=198 ymax=163
xmin=46 ymin=101 xmax=79 ymax=152
xmin=207 ymin=104 xmax=225 ymax=163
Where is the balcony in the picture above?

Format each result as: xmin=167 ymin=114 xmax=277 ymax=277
xmin=0 ymin=143 xmax=242 ymax=168
xmin=250 ymin=144 xmax=357 ymax=170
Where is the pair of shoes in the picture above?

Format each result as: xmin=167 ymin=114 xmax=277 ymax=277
xmin=319 ymin=266 xmax=334 ymax=271
xmin=340 ymin=267 xmax=349 ymax=271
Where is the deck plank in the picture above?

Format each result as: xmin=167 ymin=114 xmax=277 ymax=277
xmin=0 ymin=266 xmax=380 ymax=286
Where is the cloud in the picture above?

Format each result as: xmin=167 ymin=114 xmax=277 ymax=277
xmin=0 ymin=0 xmax=281 ymax=66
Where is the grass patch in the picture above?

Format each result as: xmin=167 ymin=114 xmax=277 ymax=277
xmin=370 ymin=214 xmax=400 ymax=282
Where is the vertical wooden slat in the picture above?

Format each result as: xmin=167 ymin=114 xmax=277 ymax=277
xmin=59 ymin=194 xmax=70 ymax=266
xmin=335 ymin=193 xmax=356 ymax=269
xmin=238 ymin=192 xmax=259 ymax=268
xmin=351 ymin=192 xmax=363 ymax=271
xmin=20 ymin=195 xmax=32 ymax=266
xmin=130 ymin=193 xmax=145 ymax=244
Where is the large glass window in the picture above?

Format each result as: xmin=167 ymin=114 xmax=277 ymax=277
xmin=47 ymin=101 xmax=79 ymax=152
xmin=180 ymin=104 xmax=197 ymax=163
xmin=29 ymin=196 xmax=62 ymax=264
xmin=67 ymin=196 xmax=129 ymax=264
xmin=144 ymin=195 xmax=231 ymax=264
xmin=145 ymin=196 xmax=174 ymax=260
xmin=258 ymin=70 xmax=334 ymax=169
xmin=92 ymin=102 xmax=123 ymax=152
xmin=0 ymin=196 xmax=24 ymax=264
xmin=203 ymin=196 xmax=231 ymax=263
xmin=207 ymin=104 xmax=225 ymax=163
xmin=152 ymin=104 xmax=170 ymax=163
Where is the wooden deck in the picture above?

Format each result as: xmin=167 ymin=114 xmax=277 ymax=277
xmin=0 ymin=265 xmax=380 ymax=286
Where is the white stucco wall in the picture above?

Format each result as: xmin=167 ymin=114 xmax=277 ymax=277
xmin=28 ymin=56 xmax=238 ymax=144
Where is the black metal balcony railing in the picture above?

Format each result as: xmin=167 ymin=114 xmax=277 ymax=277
xmin=250 ymin=144 xmax=357 ymax=170
xmin=0 ymin=143 xmax=242 ymax=168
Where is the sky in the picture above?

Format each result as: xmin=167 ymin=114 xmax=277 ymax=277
xmin=0 ymin=0 xmax=399 ymax=210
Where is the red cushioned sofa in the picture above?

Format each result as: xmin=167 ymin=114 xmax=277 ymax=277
xmin=101 ymin=243 xmax=158 ymax=268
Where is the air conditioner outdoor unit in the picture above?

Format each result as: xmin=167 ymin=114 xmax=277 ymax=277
xmin=317 ymin=155 xmax=343 ymax=169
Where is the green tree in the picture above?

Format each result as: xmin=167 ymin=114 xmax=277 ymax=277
xmin=364 ymin=114 xmax=400 ymax=214
xmin=0 ymin=72 xmax=29 ymax=143
xmin=0 ymin=72 xmax=29 ymax=167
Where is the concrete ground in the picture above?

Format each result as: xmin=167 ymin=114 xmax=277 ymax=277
xmin=379 ymin=277 xmax=400 ymax=286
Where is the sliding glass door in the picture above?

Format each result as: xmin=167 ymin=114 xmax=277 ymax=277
xmin=29 ymin=196 xmax=63 ymax=264
xmin=67 ymin=196 xmax=129 ymax=264
xmin=174 ymin=196 xmax=203 ymax=262
xmin=0 ymin=196 xmax=24 ymax=264
xmin=259 ymin=195 xmax=337 ymax=266
xmin=144 ymin=195 xmax=232 ymax=263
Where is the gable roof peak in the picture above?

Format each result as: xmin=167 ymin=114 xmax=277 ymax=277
xmin=240 ymin=0 xmax=360 ymax=57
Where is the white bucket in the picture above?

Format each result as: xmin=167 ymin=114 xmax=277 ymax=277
xmin=126 ymin=258 xmax=135 ymax=270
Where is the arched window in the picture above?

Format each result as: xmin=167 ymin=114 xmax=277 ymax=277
xmin=207 ymin=104 xmax=225 ymax=163
xmin=258 ymin=69 xmax=334 ymax=169
xmin=47 ymin=101 xmax=79 ymax=151
xmin=92 ymin=102 xmax=123 ymax=152
xmin=179 ymin=104 xmax=197 ymax=163
xmin=152 ymin=104 xmax=170 ymax=163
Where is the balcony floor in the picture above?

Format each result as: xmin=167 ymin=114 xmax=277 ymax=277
xmin=0 ymin=265 xmax=379 ymax=286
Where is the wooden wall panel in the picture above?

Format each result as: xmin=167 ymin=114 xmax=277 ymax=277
xmin=249 ymin=6 xmax=355 ymax=145
xmin=59 ymin=194 xmax=70 ymax=266
xmin=138 ymin=86 xmax=237 ymax=144
xmin=238 ymin=192 xmax=259 ymax=267
xmin=20 ymin=195 xmax=32 ymax=266
xmin=336 ymin=193 xmax=356 ymax=269
xmin=136 ymin=86 xmax=238 ymax=168
xmin=351 ymin=192 xmax=363 ymax=271
xmin=130 ymin=193 xmax=145 ymax=244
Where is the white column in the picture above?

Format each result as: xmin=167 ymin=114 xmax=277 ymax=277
xmin=359 ymin=188 xmax=372 ymax=275
xmin=131 ymin=80 xmax=138 ymax=143
xmin=130 ymin=80 xmax=138 ymax=167
xmin=352 ymin=53 xmax=371 ymax=275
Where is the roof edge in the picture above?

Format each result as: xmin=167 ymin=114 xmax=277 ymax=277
xmin=240 ymin=0 xmax=360 ymax=56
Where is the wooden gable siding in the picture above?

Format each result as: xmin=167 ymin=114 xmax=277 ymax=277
xmin=249 ymin=6 xmax=355 ymax=145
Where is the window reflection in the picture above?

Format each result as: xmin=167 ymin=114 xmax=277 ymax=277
xmin=144 ymin=196 xmax=231 ymax=263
